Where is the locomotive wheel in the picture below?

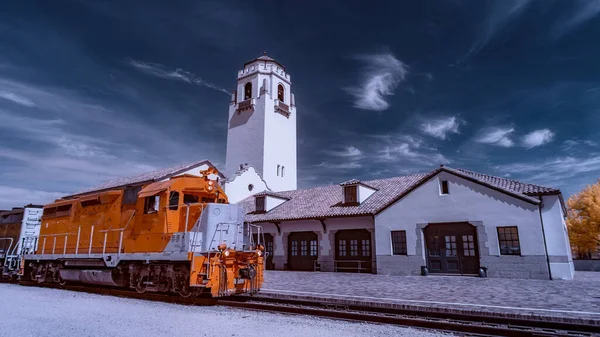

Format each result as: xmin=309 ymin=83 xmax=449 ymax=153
xmin=135 ymin=277 xmax=147 ymax=294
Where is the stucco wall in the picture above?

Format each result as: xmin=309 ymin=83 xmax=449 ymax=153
xmin=540 ymin=195 xmax=575 ymax=279
xmin=223 ymin=167 xmax=269 ymax=204
xmin=374 ymin=172 xmax=551 ymax=279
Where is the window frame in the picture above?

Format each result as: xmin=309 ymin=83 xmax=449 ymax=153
xmin=255 ymin=196 xmax=266 ymax=212
xmin=440 ymin=180 xmax=449 ymax=195
xmin=244 ymin=82 xmax=252 ymax=100
xmin=497 ymin=226 xmax=521 ymax=256
xmin=343 ymin=185 xmax=358 ymax=204
xmin=391 ymin=230 xmax=407 ymax=255
xmin=277 ymin=83 xmax=285 ymax=102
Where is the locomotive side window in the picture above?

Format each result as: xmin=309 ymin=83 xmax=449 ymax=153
xmin=144 ymin=195 xmax=160 ymax=214
xmin=183 ymin=194 xmax=198 ymax=204
xmin=168 ymin=191 xmax=179 ymax=210
xmin=123 ymin=186 xmax=142 ymax=205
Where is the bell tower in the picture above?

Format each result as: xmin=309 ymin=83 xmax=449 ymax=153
xmin=224 ymin=53 xmax=298 ymax=193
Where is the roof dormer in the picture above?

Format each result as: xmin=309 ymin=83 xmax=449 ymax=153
xmin=340 ymin=179 xmax=377 ymax=206
xmin=254 ymin=191 xmax=290 ymax=213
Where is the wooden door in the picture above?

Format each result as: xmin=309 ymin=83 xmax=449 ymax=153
xmin=287 ymin=231 xmax=318 ymax=271
xmin=425 ymin=223 xmax=479 ymax=275
xmin=335 ymin=229 xmax=372 ymax=273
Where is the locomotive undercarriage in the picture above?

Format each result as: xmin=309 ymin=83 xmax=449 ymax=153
xmin=25 ymin=260 xmax=208 ymax=298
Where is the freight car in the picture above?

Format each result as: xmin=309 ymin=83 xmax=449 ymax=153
xmin=18 ymin=168 xmax=266 ymax=298
xmin=0 ymin=205 xmax=44 ymax=279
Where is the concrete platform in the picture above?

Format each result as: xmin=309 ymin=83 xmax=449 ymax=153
xmin=259 ymin=270 xmax=600 ymax=324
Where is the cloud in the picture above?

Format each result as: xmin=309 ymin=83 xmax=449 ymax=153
xmin=128 ymin=59 xmax=230 ymax=94
xmin=495 ymin=155 xmax=600 ymax=192
xmin=0 ymin=186 xmax=66 ymax=210
xmin=316 ymin=161 xmax=362 ymax=170
xmin=521 ymin=128 xmax=555 ymax=148
xmin=345 ymin=52 xmax=408 ymax=111
xmin=551 ymin=0 xmax=600 ymax=40
xmin=324 ymin=146 xmax=363 ymax=157
xmin=420 ymin=116 xmax=462 ymax=140
xmin=474 ymin=126 xmax=515 ymax=147
xmin=468 ymin=0 xmax=532 ymax=56
xmin=560 ymin=139 xmax=598 ymax=151
xmin=0 ymin=91 xmax=36 ymax=107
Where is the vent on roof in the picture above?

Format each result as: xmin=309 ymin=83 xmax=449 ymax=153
xmin=253 ymin=192 xmax=289 ymax=213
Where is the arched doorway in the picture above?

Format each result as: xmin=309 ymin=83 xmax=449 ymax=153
xmin=252 ymin=232 xmax=274 ymax=270
xmin=287 ymin=231 xmax=318 ymax=271
xmin=335 ymin=229 xmax=372 ymax=273
xmin=424 ymin=222 xmax=480 ymax=275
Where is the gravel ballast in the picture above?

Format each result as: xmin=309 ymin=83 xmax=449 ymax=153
xmin=0 ymin=284 xmax=451 ymax=337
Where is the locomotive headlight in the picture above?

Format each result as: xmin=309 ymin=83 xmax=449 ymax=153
xmin=257 ymin=250 xmax=263 ymax=257
xmin=224 ymin=250 xmax=230 ymax=257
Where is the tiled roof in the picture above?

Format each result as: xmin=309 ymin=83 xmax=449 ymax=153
xmin=449 ymin=167 xmax=559 ymax=195
xmin=239 ymin=166 xmax=560 ymax=223
xmin=244 ymin=53 xmax=285 ymax=70
xmin=253 ymin=191 xmax=291 ymax=200
xmin=339 ymin=178 xmax=360 ymax=186
xmin=241 ymin=172 xmax=429 ymax=222
xmin=66 ymin=159 xmax=218 ymax=197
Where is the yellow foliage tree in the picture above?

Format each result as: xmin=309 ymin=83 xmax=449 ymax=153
xmin=566 ymin=179 xmax=600 ymax=259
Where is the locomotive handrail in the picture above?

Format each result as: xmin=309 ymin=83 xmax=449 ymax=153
xmin=98 ymin=210 xmax=136 ymax=257
xmin=0 ymin=238 xmax=14 ymax=266
xmin=37 ymin=232 xmax=76 ymax=257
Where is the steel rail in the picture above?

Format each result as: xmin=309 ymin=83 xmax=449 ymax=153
xmin=5 ymin=281 xmax=600 ymax=337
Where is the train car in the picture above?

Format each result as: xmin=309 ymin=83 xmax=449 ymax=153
xmin=0 ymin=205 xmax=43 ymax=278
xmin=20 ymin=167 xmax=266 ymax=298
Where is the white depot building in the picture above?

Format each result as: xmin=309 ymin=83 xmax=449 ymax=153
xmin=221 ymin=53 xmax=575 ymax=281
xmin=56 ymin=53 xmax=575 ymax=281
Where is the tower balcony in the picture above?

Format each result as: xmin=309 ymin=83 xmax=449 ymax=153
xmin=274 ymin=99 xmax=291 ymax=118
xmin=236 ymin=98 xmax=255 ymax=114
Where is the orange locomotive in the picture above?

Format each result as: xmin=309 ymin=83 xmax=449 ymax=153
xmin=20 ymin=167 xmax=265 ymax=298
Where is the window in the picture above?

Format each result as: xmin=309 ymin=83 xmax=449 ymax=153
xmin=281 ymin=166 xmax=285 ymax=177
xmin=300 ymin=240 xmax=307 ymax=256
xmin=244 ymin=82 xmax=252 ymax=100
xmin=391 ymin=230 xmax=407 ymax=255
xmin=277 ymin=164 xmax=280 ymax=176
xmin=144 ymin=195 xmax=160 ymax=214
xmin=183 ymin=194 xmax=198 ymax=204
xmin=462 ymin=234 xmax=476 ymax=256
xmin=291 ymin=241 xmax=297 ymax=256
xmin=122 ymin=186 xmax=141 ymax=205
xmin=338 ymin=240 xmax=347 ymax=256
xmin=344 ymin=185 xmax=357 ymax=204
xmin=497 ymin=226 xmax=521 ymax=255
xmin=445 ymin=235 xmax=457 ymax=257
xmin=168 ymin=191 xmax=179 ymax=210
xmin=350 ymin=239 xmax=358 ymax=256
xmin=310 ymin=240 xmax=318 ymax=256
xmin=278 ymin=84 xmax=285 ymax=102
xmin=361 ymin=239 xmax=371 ymax=257
xmin=255 ymin=196 xmax=265 ymax=212
xmin=248 ymin=184 xmax=254 ymax=192
xmin=440 ymin=180 xmax=449 ymax=194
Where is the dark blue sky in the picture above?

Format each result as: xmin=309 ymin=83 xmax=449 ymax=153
xmin=1 ymin=0 xmax=599 ymax=208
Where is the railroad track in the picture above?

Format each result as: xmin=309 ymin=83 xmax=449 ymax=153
xmin=5 ymin=280 xmax=600 ymax=337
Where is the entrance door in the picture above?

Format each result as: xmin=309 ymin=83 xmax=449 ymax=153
xmin=335 ymin=229 xmax=372 ymax=273
xmin=252 ymin=233 xmax=274 ymax=270
xmin=287 ymin=231 xmax=318 ymax=271
xmin=425 ymin=223 xmax=479 ymax=275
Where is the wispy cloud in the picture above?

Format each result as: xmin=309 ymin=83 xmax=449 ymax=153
xmin=0 ymin=91 xmax=36 ymax=107
xmin=316 ymin=161 xmax=362 ymax=170
xmin=560 ymin=139 xmax=598 ymax=151
xmin=495 ymin=155 xmax=600 ymax=193
xmin=324 ymin=146 xmax=363 ymax=158
xmin=345 ymin=52 xmax=408 ymax=111
xmin=420 ymin=115 xmax=462 ymax=140
xmin=521 ymin=128 xmax=555 ymax=148
xmin=468 ymin=0 xmax=532 ymax=56
xmin=128 ymin=59 xmax=230 ymax=94
xmin=551 ymin=0 xmax=600 ymax=40
xmin=474 ymin=126 xmax=515 ymax=147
